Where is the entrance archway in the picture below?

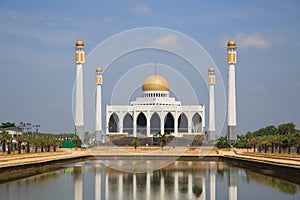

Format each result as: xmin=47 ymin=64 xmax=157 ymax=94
xmin=178 ymin=113 xmax=188 ymax=133
xmin=164 ymin=112 xmax=174 ymax=134
xmin=192 ymin=113 xmax=202 ymax=133
xmin=123 ymin=113 xmax=133 ymax=135
xmin=137 ymin=112 xmax=147 ymax=136
xmin=150 ymin=112 xmax=160 ymax=135
xmin=108 ymin=113 xmax=119 ymax=132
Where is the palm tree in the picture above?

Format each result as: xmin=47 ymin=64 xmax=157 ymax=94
xmin=0 ymin=130 xmax=9 ymax=153
xmin=284 ymin=134 xmax=295 ymax=154
xmin=131 ymin=137 xmax=140 ymax=151
xmin=14 ymin=135 xmax=24 ymax=154
xmin=158 ymin=133 xmax=169 ymax=149
xmin=294 ymin=132 xmax=300 ymax=154
xmin=274 ymin=134 xmax=284 ymax=154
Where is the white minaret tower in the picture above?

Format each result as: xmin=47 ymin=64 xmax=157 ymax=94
xmin=208 ymin=67 xmax=216 ymax=141
xmin=227 ymin=40 xmax=237 ymax=145
xmin=75 ymin=40 xmax=85 ymax=142
xmin=95 ymin=67 xmax=103 ymax=142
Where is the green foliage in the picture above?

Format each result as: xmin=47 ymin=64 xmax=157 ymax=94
xmin=131 ymin=137 xmax=140 ymax=150
xmin=158 ymin=133 xmax=169 ymax=149
xmin=239 ymin=122 xmax=299 ymax=154
xmin=216 ymin=137 xmax=231 ymax=148
xmin=0 ymin=122 xmax=16 ymax=128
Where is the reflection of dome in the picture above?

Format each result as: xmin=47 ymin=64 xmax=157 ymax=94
xmin=142 ymin=75 xmax=169 ymax=91
xmin=76 ymin=40 xmax=84 ymax=47
xmin=227 ymin=40 xmax=236 ymax=47
xmin=208 ymin=67 xmax=215 ymax=73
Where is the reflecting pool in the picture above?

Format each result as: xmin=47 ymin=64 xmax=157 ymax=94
xmin=0 ymin=160 xmax=299 ymax=200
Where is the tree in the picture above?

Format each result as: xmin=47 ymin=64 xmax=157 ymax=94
xmin=278 ymin=122 xmax=296 ymax=135
xmin=283 ymin=134 xmax=295 ymax=154
xmin=294 ymin=131 xmax=300 ymax=154
xmin=0 ymin=122 xmax=16 ymax=128
xmin=158 ymin=133 xmax=169 ymax=149
xmin=14 ymin=135 xmax=24 ymax=154
xmin=131 ymin=137 xmax=140 ymax=151
xmin=274 ymin=134 xmax=284 ymax=153
xmin=216 ymin=137 xmax=231 ymax=148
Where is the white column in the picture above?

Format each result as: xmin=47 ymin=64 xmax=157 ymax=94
xmin=228 ymin=168 xmax=237 ymax=200
xmin=95 ymin=168 xmax=101 ymax=200
xmin=119 ymin=113 xmax=124 ymax=134
xmin=146 ymin=173 xmax=151 ymax=200
xmin=227 ymin=41 xmax=237 ymax=144
xmin=209 ymin=163 xmax=216 ymax=200
xmin=188 ymin=113 xmax=192 ymax=134
xmin=147 ymin=111 xmax=151 ymax=137
xmin=133 ymin=112 xmax=137 ymax=137
xmin=188 ymin=173 xmax=193 ymax=200
xmin=160 ymin=175 xmax=165 ymax=200
xmin=201 ymin=177 xmax=206 ymax=200
xmin=174 ymin=172 xmax=179 ymax=200
xmin=174 ymin=113 xmax=178 ymax=136
xmin=75 ymin=41 xmax=85 ymax=142
xmin=74 ymin=170 xmax=83 ymax=200
xmin=95 ymin=68 xmax=102 ymax=142
xmin=160 ymin=113 xmax=164 ymax=135
xmin=133 ymin=174 xmax=137 ymax=200
xmin=118 ymin=174 xmax=123 ymax=200
xmin=105 ymin=174 xmax=109 ymax=200
xmin=208 ymin=68 xmax=216 ymax=141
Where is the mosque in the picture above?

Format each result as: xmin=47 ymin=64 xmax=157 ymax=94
xmin=74 ymin=40 xmax=238 ymax=145
xmin=106 ymin=74 xmax=205 ymax=138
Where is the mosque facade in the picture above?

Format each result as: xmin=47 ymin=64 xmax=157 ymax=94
xmin=106 ymin=74 xmax=205 ymax=137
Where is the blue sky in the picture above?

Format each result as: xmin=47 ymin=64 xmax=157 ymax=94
xmin=0 ymin=0 xmax=299 ymax=135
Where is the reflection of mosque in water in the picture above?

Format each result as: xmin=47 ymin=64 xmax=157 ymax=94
xmin=73 ymin=161 xmax=238 ymax=200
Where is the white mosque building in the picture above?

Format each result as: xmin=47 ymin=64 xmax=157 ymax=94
xmin=106 ymin=74 xmax=205 ymax=137
xmin=74 ymin=39 xmax=237 ymax=144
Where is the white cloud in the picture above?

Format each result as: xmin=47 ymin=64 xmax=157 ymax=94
xmin=222 ymin=33 xmax=270 ymax=49
xmin=131 ymin=4 xmax=150 ymax=15
xmin=154 ymin=33 xmax=180 ymax=51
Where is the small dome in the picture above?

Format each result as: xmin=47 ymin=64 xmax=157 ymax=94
xmin=96 ymin=68 xmax=102 ymax=73
xmin=76 ymin=40 xmax=84 ymax=47
xmin=227 ymin=40 xmax=236 ymax=47
xmin=208 ymin=67 xmax=215 ymax=73
xmin=142 ymin=75 xmax=169 ymax=92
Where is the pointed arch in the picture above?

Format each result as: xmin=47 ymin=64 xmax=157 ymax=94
xmin=164 ymin=112 xmax=174 ymax=134
xmin=137 ymin=112 xmax=147 ymax=136
xmin=178 ymin=113 xmax=188 ymax=133
xmin=123 ymin=113 xmax=133 ymax=135
xmin=192 ymin=113 xmax=202 ymax=133
xmin=109 ymin=113 xmax=119 ymax=133
xmin=150 ymin=112 xmax=160 ymax=135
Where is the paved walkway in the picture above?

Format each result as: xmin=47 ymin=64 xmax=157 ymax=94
xmin=0 ymin=150 xmax=87 ymax=169
xmin=1 ymin=147 xmax=300 ymax=170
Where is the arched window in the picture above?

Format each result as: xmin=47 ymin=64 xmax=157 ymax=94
xmin=108 ymin=113 xmax=119 ymax=132
xmin=178 ymin=113 xmax=188 ymax=133
xmin=123 ymin=113 xmax=133 ymax=136
xmin=192 ymin=113 xmax=202 ymax=133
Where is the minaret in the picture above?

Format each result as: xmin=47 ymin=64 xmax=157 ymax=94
xmin=95 ymin=67 xmax=103 ymax=142
xmin=75 ymin=40 xmax=85 ymax=142
xmin=227 ymin=40 xmax=237 ymax=145
xmin=208 ymin=67 xmax=216 ymax=141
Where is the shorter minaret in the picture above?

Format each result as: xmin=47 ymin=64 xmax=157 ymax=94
xmin=208 ymin=67 xmax=216 ymax=141
xmin=227 ymin=40 xmax=237 ymax=145
xmin=95 ymin=68 xmax=103 ymax=142
xmin=75 ymin=40 xmax=85 ymax=142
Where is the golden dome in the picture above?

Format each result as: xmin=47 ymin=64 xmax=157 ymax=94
xmin=208 ymin=67 xmax=215 ymax=73
xmin=142 ymin=75 xmax=169 ymax=92
xmin=96 ymin=68 xmax=102 ymax=73
xmin=76 ymin=40 xmax=84 ymax=47
xmin=227 ymin=40 xmax=236 ymax=47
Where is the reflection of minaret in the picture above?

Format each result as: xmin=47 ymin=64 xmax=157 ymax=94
xmin=160 ymin=175 xmax=165 ymax=200
xmin=227 ymin=40 xmax=238 ymax=145
xmin=74 ymin=168 xmax=83 ymax=200
xmin=208 ymin=67 xmax=216 ymax=141
xmin=228 ymin=167 xmax=238 ymax=200
xmin=133 ymin=174 xmax=137 ymax=200
xmin=75 ymin=40 xmax=85 ymax=142
xmin=209 ymin=162 xmax=216 ymax=200
xmin=95 ymin=168 xmax=101 ymax=200
xmin=95 ymin=68 xmax=103 ymax=142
